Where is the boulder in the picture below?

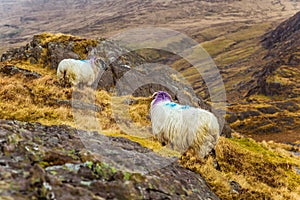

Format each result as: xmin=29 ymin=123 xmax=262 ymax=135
xmin=0 ymin=119 xmax=219 ymax=200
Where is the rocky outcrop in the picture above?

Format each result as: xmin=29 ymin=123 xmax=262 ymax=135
xmin=0 ymin=33 xmax=145 ymax=90
xmin=0 ymin=65 xmax=41 ymax=79
xmin=1 ymin=33 xmax=96 ymax=68
xmin=0 ymin=119 xmax=219 ymax=200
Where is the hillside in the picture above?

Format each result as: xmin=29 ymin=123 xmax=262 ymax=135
xmin=1 ymin=0 xmax=300 ymax=199
xmin=0 ymin=119 xmax=221 ymax=199
xmin=0 ymin=31 xmax=300 ymax=200
xmin=247 ymin=11 xmax=300 ymax=98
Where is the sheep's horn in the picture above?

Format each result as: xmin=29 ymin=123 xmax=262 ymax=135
xmin=152 ymin=92 xmax=158 ymax=99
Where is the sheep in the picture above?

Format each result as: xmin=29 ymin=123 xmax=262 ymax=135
xmin=150 ymin=91 xmax=220 ymax=158
xmin=57 ymin=57 xmax=108 ymax=87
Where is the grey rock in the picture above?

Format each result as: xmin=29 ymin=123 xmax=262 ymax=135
xmin=0 ymin=65 xmax=41 ymax=79
xmin=0 ymin=119 xmax=220 ymax=200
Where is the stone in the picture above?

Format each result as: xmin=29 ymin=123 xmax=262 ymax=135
xmin=0 ymin=119 xmax=219 ymax=199
xmin=0 ymin=65 xmax=41 ymax=79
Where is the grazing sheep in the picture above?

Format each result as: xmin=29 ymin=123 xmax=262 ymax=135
xmin=150 ymin=91 xmax=220 ymax=158
xmin=57 ymin=57 xmax=108 ymax=87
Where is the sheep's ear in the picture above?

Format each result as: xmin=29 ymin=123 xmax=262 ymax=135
xmin=95 ymin=58 xmax=108 ymax=70
xmin=152 ymin=92 xmax=158 ymax=99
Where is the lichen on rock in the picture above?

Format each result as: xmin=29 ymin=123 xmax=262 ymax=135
xmin=0 ymin=119 xmax=219 ymax=200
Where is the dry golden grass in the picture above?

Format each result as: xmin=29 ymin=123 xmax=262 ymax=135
xmin=226 ymin=97 xmax=300 ymax=141
xmin=0 ymin=59 xmax=179 ymax=158
xmin=1 ymin=62 xmax=300 ymax=199
xmin=180 ymin=134 xmax=300 ymax=200
xmin=36 ymin=33 xmax=98 ymax=60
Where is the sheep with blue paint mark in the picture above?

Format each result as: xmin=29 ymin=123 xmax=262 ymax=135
xmin=57 ymin=57 xmax=108 ymax=87
xmin=150 ymin=91 xmax=220 ymax=158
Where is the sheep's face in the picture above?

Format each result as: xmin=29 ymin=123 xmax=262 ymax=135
xmin=151 ymin=91 xmax=172 ymax=106
xmin=94 ymin=58 xmax=108 ymax=71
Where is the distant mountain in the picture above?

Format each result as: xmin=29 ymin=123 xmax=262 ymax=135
xmin=1 ymin=0 xmax=299 ymax=52
xmin=262 ymin=11 xmax=300 ymax=51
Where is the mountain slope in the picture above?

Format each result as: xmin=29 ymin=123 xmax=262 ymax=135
xmin=223 ymin=11 xmax=300 ymax=140
xmin=246 ymin=11 xmax=300 ymax=98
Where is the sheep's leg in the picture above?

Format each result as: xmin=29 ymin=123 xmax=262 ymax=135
xmin=66 ymin=71 xmax=78 ymax=87
xmin=62 ymin=70 xmax=68 ymax=87
xmin=170 ymin=142 xmax=174 ymax=149
xmin=77 ymin=82 xmax=84 ymax=90
xmin=57 ymin=70 xmax=65 ymax=86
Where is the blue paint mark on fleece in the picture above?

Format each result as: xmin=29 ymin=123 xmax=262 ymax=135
xmin=80 ymin=60 xmax=89 ymax=63
xmin=164 ymin=102 xmax=190 ymax=109
xmin=180 ymin=105 xmax=190 ymax=110
xmin=164 ymin=102 xmax=177 ymax=107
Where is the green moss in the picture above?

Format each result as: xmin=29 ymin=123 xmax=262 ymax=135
xmin=87 ymin=162 xmax=118 ymax=180
xmin=229 ymin=137 xmax=269 ymax=154
xmin=7 ymin=133 xmax=22 ymax=144
xmin=128 ymin=173 xmax=145 ymax=183
xmin=49 ymin=170 xmax=58 ymax=175
xmin=85 ymin=161 xmax=93 ymax=169
xmin=38 ymin=161 xmax=50 ymax=168
xmin=123 ymin=171 xmax=131 ymax=181
xmin=62 ymin=149 xmax=79 ymax=160
xmin=229 ymin=137 xmax=299 ymax=166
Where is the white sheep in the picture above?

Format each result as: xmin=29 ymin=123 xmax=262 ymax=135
xmin=150 ymin=91 xmax=220 ymax=158
xmin=57 ymin=57 xmax=108 ymax=87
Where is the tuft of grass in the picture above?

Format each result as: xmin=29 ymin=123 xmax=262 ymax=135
xmin=129 ymin=97 xmax=152 ymax=126
xmin=0 ymin=68 xmax=72 ymax=125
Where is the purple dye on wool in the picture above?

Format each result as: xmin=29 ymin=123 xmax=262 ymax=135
xmin=151 ymin=91 xmax=172 ymax=106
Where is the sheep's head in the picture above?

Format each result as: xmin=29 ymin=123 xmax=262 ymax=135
xmin=151 ymin=91 xmax=172 ymax=106
xmin=94 ymin=58 xmax=108 ymax=71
